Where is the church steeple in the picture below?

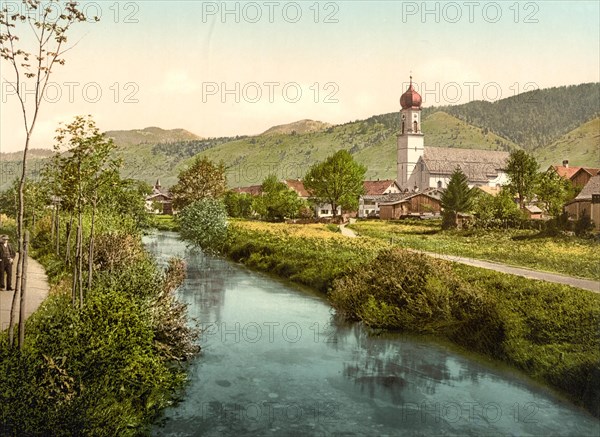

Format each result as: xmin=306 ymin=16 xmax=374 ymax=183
xmin=397 ymin=76 xmax=424 ymax=188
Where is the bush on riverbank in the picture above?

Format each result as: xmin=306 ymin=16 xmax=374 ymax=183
xmin=329 ymin=248 xmax=504 ymax=347
xmin=0 ymin=212 xmax=198 ymax=435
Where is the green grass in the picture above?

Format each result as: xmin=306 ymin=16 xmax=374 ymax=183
xmin=149 ymin=214 xmax=179 ymax=231
xmin=349 ymin=220 xmax=600 ymax=280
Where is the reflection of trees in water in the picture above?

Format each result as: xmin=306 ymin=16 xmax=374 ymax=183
xmin=182 ymin=254 xmax=231 ymax=323
xmin=338 ymin=332 xmax=488 ymax=403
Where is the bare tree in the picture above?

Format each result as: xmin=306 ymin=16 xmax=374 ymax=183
xmin=1 ymin=1 xmax=95 ymax=348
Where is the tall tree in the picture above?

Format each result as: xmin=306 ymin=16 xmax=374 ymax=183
xmin=505 ymin=150 xmax=539 ymax=209
xmin=441 ymin=168 xmax=476 ymax=229
xmin=536 ymin=169 xmax=573 ymax=217
xmin=51 ymin=116 xmax=118 ymax=307
xmin=303 ymin=150 xmax=366 ymax=218
xmin=170 ymin=156 xmax=227 ymax=210
xmin=1 ymin=1 xmax=94 ymax=348
xmin=252 ymin=175 xmax=303 ymax=221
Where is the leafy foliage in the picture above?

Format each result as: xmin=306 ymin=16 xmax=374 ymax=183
xmin=170 ymin=156 xmax=227 ymax=210
xmin=303 ymin=150 xmax=366 ymax=216
xmin=224 ymin=191 xmax=254 ymax=218
xmin=178 ymin=198 xmax=229 ymax=254
xmin=252 ymin=175 xmax=303 ymax=221
xmin=472 ymin=188 xmax=523 ymax=228
xmin=536 ymin=168 xmax=575 ymax=217
xmin=0 ymin=217 xmax=198 ymax=435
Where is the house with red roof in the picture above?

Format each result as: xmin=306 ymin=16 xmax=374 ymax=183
xmin=358 ymin=180 xmax=402 ymax=218
xmin=550 ymin=160 xmax=600 ymax=188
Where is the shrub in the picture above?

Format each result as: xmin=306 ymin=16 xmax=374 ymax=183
xmin=178 ymin=198 xmax=228 ymax=254
xmin=329 ymin=248 xmax=501 ymax=344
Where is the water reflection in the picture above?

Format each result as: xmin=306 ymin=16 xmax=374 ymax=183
xmin=146 ymin=232 xmax=600 ymax=436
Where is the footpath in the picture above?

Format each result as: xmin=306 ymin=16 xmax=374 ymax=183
xmin=340 ymin=223 xmax=600 ymax=294
xmin=0 ymin=254 xmax=50 ymax=331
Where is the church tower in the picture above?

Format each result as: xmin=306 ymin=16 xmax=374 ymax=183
xmin=397 ymin=77 xmax=424 ymax=188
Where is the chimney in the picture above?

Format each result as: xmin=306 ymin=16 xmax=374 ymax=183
xmin=562 ymin=160 xmax=569 ymax=168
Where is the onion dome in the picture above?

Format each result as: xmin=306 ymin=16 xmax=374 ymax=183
xmin=400 ymin=76 xmax=422 ymax=109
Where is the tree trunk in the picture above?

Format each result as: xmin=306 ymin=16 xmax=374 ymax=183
xmin=72 ymin=224 xmax=80 ymax=307
xmin=55 ymin=204 xmax=60 ymax=256
xmin=65 ymin=212 xmax=74 ymax=264
xmin=18 ymin=231 xmax=29 ymax=349
xmin=88 ymin=197 xmax=97 ymax=293
xmin=78 ymin=224 xmax=83 ymax=309
xmin=8 ymin=132 xmax=30 ymax=348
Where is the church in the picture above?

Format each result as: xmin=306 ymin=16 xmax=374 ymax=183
xmin=396 ymin=78 xmax=509 ymax=191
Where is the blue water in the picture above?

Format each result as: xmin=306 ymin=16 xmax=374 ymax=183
xmin=147 ymin=232 xmax=599 ymax=436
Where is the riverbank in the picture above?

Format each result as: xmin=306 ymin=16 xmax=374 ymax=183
xmin=0 ymin=215 xmax=198 ymax=435
xmin=221 ymin=220 xmax=600 ymax=417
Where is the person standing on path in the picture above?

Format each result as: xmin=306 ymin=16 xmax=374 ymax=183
xmin=0 ymin=235 xmax=16 ymax=291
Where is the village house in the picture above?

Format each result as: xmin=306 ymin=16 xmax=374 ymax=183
xmin=397 ymin=77 xmax=509 ymax=191
xmin=378 ymin=189 xmax=443 ymax=220
xmin=564 ymin=175 xmax=600 ymax=230
xmin=145 ymin=179 xmax=173 ymax=215
xmin=358 ymin=180 xmax=402 ymax=218
xmin=550 ymin=160 xmax=600 ymax=188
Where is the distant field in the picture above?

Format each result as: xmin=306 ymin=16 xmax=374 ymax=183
xmin=349 ymin=220 xmax=600 ymax=281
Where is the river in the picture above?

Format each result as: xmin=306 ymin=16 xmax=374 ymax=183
xmin=146 ymin=232 xmax=599 ymax=436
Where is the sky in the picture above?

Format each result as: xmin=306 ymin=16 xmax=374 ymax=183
xmin=0 ymin=0 xmax=599 ymax=152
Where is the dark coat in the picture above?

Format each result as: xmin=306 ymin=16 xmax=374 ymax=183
xmin=0 ymin=242 xmax=16 ymax=260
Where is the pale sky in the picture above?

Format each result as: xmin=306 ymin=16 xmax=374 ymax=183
xmin=1 ymin=0 xmax=599 ymax=152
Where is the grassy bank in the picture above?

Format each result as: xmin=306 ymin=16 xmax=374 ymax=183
xmin=223 ymin=220 xmax=600 ymax=417
xmin=0 ymin=213 xmax=197 ymax=435
xmin=225 ymin=221 xmax=389 ymax=292
xmin=349 ymin=220 xmax=600 ymax=280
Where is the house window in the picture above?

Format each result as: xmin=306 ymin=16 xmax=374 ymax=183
xmin=321 ymin=210 xmax=329 ymax=215
xmin=593 ymin=194 xmax=600 ymax=204
xmin=437 ymin=180 xmax=442 ymax=189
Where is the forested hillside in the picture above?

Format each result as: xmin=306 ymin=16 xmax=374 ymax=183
xmin=439 ymin=83 xmax=599 ymax=150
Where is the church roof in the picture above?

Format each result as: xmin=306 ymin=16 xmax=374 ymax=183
xmin=422 ymin=147 xmax=509 ymax=182
xmin=400 ymin=77 xmax=422 ymax=109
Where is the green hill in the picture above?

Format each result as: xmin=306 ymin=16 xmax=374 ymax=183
xmin=533 ymin=117 xmax=600 ymax=168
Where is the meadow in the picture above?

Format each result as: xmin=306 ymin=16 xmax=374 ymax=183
xmin=349 ymin=220 xmax=600 ymax=280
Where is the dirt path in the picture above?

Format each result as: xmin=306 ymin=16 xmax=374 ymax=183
xmin=0 ymin=255 xmax=50 ymax=331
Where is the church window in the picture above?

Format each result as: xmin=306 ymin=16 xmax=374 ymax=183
xmin=413 ymin=121 xmax=418 ymax=132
